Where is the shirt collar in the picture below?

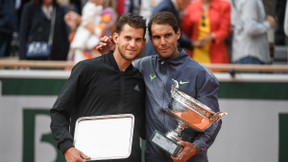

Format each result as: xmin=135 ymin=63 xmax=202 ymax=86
xmin=41 ymin=5 xmax=53 ymax=19
xmin=107 ymin=52 xmax=134 ymax=73
xmin=157 ymin=48 xmax=189 ymax=65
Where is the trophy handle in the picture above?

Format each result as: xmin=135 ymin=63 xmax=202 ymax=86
xmin=211 ymin=112 xmax=228 ymax=123
xmin=172 ymin=79 xmax=179 ymax=89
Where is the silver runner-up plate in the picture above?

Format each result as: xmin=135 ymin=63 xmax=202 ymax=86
xmin=73 ymin=114 xmax=135 ymax=161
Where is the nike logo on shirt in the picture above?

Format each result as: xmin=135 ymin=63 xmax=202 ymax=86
xmin=150 ymin=74 xmax=156 ymax=81
xmin=179 ymin=81 xmax=189 ymax=84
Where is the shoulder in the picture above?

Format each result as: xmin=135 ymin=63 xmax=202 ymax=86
xmin=21 ymin=2 xmax=39 ymax=19
xmin=195 ymin=63 xmax=218 ymax=84
xmin=218 ymin=0 xmax=231 ymax=5
xmin=190 ymin=0 xmax=201 ymax=5
xmin=153 ymin=0 xmax=173 ymax=12
xmin=23 ymin=2 xmax=38 ymax=10
xmin=134 ymin=55 xmax=156 ymax=70
xmin=221 ymin=0 xmax=231 ymax=9
xmin=213 ymin=0 xmax=231 ymax=9
xmin=23 ymin=2 xmax=34 ymax=8
xmin=55 ymin=4 xmax=67 ymax=14
xmin=72 ymin=56 xmax=104 ymax=74
xmin=186 ymin=60 xmax=219 ymax=87
xmin=186 ymin=0 xmax=201 ymax=10
xmin=182 ymin=53 xmax=216 ymax=80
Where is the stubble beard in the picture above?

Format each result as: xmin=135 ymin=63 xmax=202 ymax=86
xmin=118 ymin=47 xmax=136 ymax=61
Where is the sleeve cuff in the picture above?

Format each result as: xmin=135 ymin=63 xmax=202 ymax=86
xmin=59 ymin=140 xmax=74 ymax=154
xmin=193 ymin=139 xmax=208 ymax=156
xmin=264 ymin=21 xmax=271 ymax=29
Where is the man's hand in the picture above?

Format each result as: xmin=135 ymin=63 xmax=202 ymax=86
xmin=64 ymin=147 xmax=91 ymax=162
xmin=266 ymin=15 xmax=276 ymax=28
xmin=95 ymin=36 xmax=116 ymax=54
xmin=199 ymin=34 xmax=215 ymax=47
xmin=192 ymin=34 xmax=215 ymax=48
xmin=171 ymin=141 xmax=197 ymax=162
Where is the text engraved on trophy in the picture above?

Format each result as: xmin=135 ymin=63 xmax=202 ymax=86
xmin=151 ymin=132 xmax=179 ymax=155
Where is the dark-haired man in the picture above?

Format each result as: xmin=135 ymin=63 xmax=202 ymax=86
xmin=50 ymin=13 xmax=146 ymax=162
xmin=97 ymin=11 xmax=222 ymax=162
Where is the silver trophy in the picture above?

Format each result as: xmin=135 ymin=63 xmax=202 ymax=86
xmin=150 ymin=79 xmax=227 ymax=157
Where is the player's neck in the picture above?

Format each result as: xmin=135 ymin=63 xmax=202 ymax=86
xmin=113 ymin=51 xmax=131 ymax=72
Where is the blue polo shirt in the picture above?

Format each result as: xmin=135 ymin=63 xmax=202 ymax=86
xmin=135 ymin=49 xmax=221 ymax=162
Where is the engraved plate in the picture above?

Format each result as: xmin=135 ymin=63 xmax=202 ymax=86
xmin=150 ymin=130 xmax=182 ymax=157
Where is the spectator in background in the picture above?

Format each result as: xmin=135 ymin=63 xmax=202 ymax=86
xmin=182 ymin=0 xmax=231 ymax=64
xmin=19 ymin=0 xmax=69 ymax=60
xmin=284 ymin=1 xmax=288 ymax=36
xmin=231 ymin=0 xmax=276 ymax=64
xmin=140 ymin=0 xmax=163 ymax=20
xmin=262 ymin=0 xmax=276 ymax=19
xmin=117 ymin=0 xmax=125 ymax=16
xmin=144 ymin=0 xmax=192 ymax=56
xmin=69 ymin=0 xmax=88 ymax=14
xmin=274 ymin=0 xmax=287 ymax=45
xmin=0 ymin=0 xmax=18 ymax=57
xmin=65 ymin=0 xmax=117 ymax=63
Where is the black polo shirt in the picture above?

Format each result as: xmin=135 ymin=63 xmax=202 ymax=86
xmin=50 ymin=52 xmax=146 ymax=162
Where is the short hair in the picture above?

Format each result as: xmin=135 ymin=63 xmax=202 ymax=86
xmin=148 ymin=12 xmax=179 ymax=36
xmin=116 ymin=13 xmax=147 ymax=37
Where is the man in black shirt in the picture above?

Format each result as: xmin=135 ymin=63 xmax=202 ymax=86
xmin=50 ymin=13 xmax=146 ymax=162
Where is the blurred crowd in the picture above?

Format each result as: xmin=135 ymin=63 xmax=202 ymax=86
xmin=1 ymin=0 xmax=288 ymax=65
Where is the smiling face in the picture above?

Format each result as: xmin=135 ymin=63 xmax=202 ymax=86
xmin=113 ymin=24 xmax=146 ymax=61
xmin=150 ymin=23 xmax=180 ymax=59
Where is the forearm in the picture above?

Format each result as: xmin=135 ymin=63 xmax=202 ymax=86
xmin=50 ymin=109 xmax=74 ymax=154
xmin=241 ymin=1 xmax=270 ymax=36
xmin=192 ymin=121 xmax=221 ymax=155
xmin=193 ymin=76 xmax=221 ymax=155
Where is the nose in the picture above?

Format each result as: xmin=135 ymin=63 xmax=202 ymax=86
xmin=160 ymin=37 xmax=166 ymax=46
xmin=129 ymin=40 xmax=136 ymax=47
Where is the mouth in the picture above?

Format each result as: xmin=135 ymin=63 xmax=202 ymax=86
xmin=126 ymin=49 xmax=137 ymax=53
xmin=159 ymin=47 xmax=169 ymax=52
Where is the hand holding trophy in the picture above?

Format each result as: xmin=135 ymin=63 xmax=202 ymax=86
xmin=150 ymin=79 xmax=228 ymax=157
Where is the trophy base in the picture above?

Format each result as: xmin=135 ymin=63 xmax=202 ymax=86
xmin=149 ymin=130 xmax=183 ymax=157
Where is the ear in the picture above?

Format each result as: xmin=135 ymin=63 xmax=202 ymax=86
xmin=176 ymin=29 xmax=181 ymax=40
xmin=112 ymin=32 xmax=119 ymax=44
xmin=142 ymin=38 xmax=146 ymax=48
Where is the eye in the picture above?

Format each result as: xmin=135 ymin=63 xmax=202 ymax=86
xmin=125 ymin=36 xmax=131 ymax=41
xmin=152 ymin=35 xmax=160 ymax=40
xmin=136 ymin=38 xmax=143 ymax=42
xmin=165 ymin=33 xmax=172 ymax=38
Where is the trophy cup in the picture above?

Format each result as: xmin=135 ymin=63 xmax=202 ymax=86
xmin=150 ymin=79 xmax=227 ymax=157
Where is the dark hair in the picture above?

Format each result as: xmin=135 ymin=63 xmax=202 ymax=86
xmin=116 ymin=13 xmax=147 ymax=37
xmin=148 ymin=12 xmax=179 ymax=36
xmin=31 ymin=0 xmax=58 ymax=6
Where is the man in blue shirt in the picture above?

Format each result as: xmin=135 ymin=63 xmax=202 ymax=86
xmin=97 ymin=12 xmax=222 ymax=162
